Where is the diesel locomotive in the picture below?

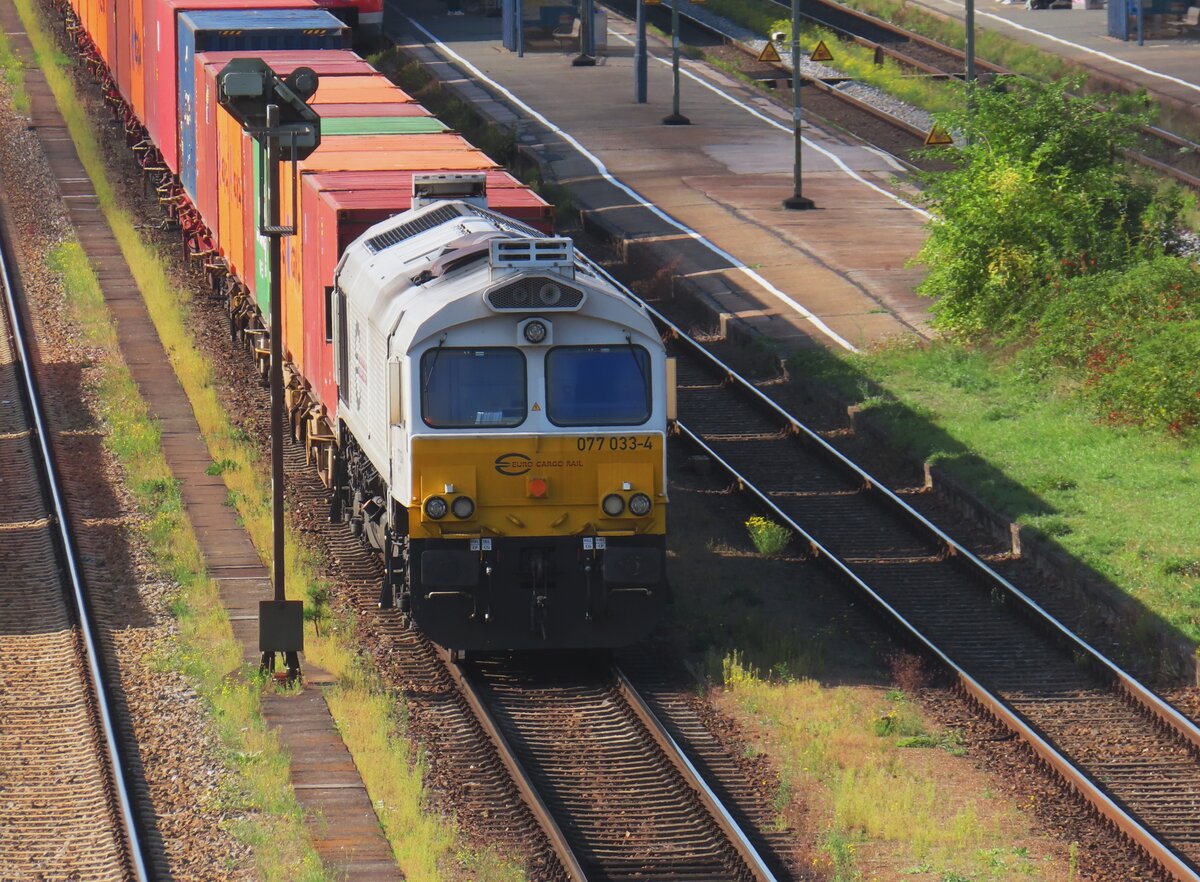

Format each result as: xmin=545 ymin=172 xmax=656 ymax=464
xmin=58 ymin=0 xmax=670 ymax=652
xmin=331 ymin=201 xmax=670 ymax=651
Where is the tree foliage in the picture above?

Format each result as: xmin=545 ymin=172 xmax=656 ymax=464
xmin=913 ymin=76 xmax=1181 ymax=336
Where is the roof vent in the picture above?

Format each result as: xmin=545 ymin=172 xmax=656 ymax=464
xmin=412 ymin=173 xmax=488 ymax=210
xmin=489 ymin=238 xmax=574 ymax=279
xmin=365 ymin=203 xmax=464 ymax=254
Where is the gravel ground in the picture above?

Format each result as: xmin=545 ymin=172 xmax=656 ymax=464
xmin=668 ymin=0 xmax=937 ymax=133
xmin=0 ymin=44 xmax=252 ymax=882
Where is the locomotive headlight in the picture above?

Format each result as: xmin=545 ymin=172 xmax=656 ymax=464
xmin=628 ymin=493 xmax=653 ymax=517
xmin=451 ymin=495 xmax=475 ymax=519
xmin=537 ymin=282 xmax=563 ymax=306
xmin=602 ymin=493 xmax=625 ymax=517
xmin=523 ymin=319 xmax=548 ymax=344
xmin=424 ymin=496 xmax=449 ymax=519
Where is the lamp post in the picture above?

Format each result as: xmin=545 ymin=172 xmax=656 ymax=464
xmin=218 ymin=59 xmax=321 ymax=681
xmin=965 ymin=0 xmax=975 ymax=83
xmin=783 ymin=3 xmax=815 ymax=208
xmin=573 ymin=0 xmax=596 ymax=66
xmin=662 ymin=0 xmax=689 ymax=124
xmin=635 ymin=0 xmax=647 ymax=102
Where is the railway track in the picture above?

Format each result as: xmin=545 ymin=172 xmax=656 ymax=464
xmin=653 ymin=0 xmax=1200 ymax=190
xmin=591 ymin=262 xmax=1200 ymax=878
xmin=281 ymin=431 xmax=804 ymax=881
xmin=448 ymin=652 xmax=790 ymax=881
xmin=0 ymin=204 xmax=148 ymax=880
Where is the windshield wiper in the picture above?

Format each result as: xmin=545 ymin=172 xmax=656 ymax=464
xmin=624 ymin=331 xmax=649 ymax=396
xmin=421 ymin=335 xmax=448 ymax=397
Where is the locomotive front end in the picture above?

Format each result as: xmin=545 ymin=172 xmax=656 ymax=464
xmin=333 ymin=203 xmax=668 ymax=651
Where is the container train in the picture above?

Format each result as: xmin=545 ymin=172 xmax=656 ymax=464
xmin=60 ymin=0 xmax=670 ymax=650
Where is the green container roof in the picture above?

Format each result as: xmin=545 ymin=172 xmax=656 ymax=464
xmin=321 ymin=117 xmax=448 ymax=136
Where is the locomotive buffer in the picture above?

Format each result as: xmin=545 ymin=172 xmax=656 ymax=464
xmin=217 ymin=58 xmax=322 ymax=680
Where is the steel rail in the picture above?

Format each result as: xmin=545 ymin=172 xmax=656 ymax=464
xmin=672 ymin=422 xmax=1200 ymax=882
xmin=576 ymin=249 xmax=1200 ymax=880
xmin=0 ymin=206 xmax=151 ymax=882
xmin=613 ymin=669 xmax=780 ymax=882
xmin=437 ymin=647 xmax=589 ymax=882
xmin=443 ymin=645 xmax=780 ymax=881
xmin=663 ymin=0 xmax=1200 ymax=190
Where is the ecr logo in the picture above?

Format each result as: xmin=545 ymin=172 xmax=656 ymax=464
xmin=494 ymin=453 xmax=533 ymax=476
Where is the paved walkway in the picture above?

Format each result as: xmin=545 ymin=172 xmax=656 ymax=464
xmin=389 ymin=0 xmax=936 ymax=352
xmin=385 ymin=0 xmax=1197 ymax=353
xmin=0 ymin=5 xmax=403 ymax=878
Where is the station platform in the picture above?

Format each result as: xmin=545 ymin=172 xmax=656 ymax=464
xmin=383 ymin=0 xmax=1196 ymax=353
xmin=909 ymin=0 xmax=1200 ymax=118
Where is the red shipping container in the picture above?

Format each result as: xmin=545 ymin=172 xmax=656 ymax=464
xmin=145 ymin=0 xmax=318 ymax=177
xmin=296 ymin=172 xmax=551 ymax=415
xmin=245 ymin=136 xmax=494 ymax=307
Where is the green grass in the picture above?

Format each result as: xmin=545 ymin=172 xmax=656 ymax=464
xmin=47 ymin=238 xmax=330 ymax=882
xmin=0 ymin=26 xmax=30 ymax=114
xmin=719 ymin=653 xmax=1062 ymax=880
xmin=16 ymin=1 xmax=526 ymax=878
xmin=789 ymin=342 xmax=1200 ymax=646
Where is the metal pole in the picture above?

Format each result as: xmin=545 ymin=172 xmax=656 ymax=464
xmin=1136 ymin=0 xmax=1144 ymax=44
xmin=572 ymin=0 xmax=596 ymax=65
xmin=635 ymin=0 xmax=647 ymax=102
xmin=517 ymin=0 xmax=524 ymax=57
xmin=662 ymin=0 xmax=689 ymax=124
xmin=965 ymin=0 xmax=975 ymax=83
xmin=783 ymin=1 xmax=815 ymax=208
xmin=262 ymin=103 xmax=298 ymax=679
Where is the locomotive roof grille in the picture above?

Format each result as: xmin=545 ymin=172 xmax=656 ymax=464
xmin=365 ymin=204 xmax=464 ymax=254
xmin=489 ymin=238 xmax=574 ymax=275
xmin=486 ymin=276 xmax=585 ymax=311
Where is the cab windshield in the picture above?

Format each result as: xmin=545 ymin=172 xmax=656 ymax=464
xmin=421 ymin=347 xmax=527 ymax=428
xmin=546 ymin=345 xmax=651 ymax=426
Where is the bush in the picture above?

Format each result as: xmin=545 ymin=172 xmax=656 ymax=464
xmin=746 ymin=515 xmax=791 ymax=556
xmin=1033 ymin=256 xmax=1200 ymax=435
xmin=1091 ymin=320 xmax=1200 ymax=435
xmin=912 ymin=77 xmax=1181 ymax=336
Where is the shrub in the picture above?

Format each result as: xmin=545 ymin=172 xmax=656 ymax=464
xmin=745 ymin=515 xmax=791 ymax=556
xmin=913 ymin=77 xmax=1181 ymax=336
xmin=1033 ymin=256 xmax=1200 ymax=435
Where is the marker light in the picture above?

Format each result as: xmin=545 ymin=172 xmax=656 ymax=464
xmin=451 ymin=496 xmax=475 ymax=519
xmin=424 ymin=496 xmax=448 ymax=519
xmin=628 ymin=493 xmax=653 ymax=516
xmin=523 ymin=320 xmax=548 ymax=343
xmin=528 ymin=477 xmax=549 ymax=498
xmin=602 ymin=493 xmax=625 ymax=517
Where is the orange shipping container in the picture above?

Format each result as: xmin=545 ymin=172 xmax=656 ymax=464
xmin=217 ymin=107 xmax=248 ymax=281
xmin=129 ymin=0 xmax=145 ymax=122
xmin=309 ymin=75 xmax=415 ymax=106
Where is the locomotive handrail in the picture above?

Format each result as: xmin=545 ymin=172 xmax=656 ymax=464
xmin=577 ymin=250 xmax=1200 ymax=756
xmin=673 ymin=421 xmax=1200 ymax=882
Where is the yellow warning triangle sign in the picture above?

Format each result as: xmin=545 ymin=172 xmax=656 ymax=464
xmin=924 ymin=125 xmax=953 ymax=147
xmin=756 ymin=41 xmax=781 ymax=63
xmin=531 ymin=402 xmax=542 ymax=411
xmin=810 ymin=40 xmax=833 ymax=62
